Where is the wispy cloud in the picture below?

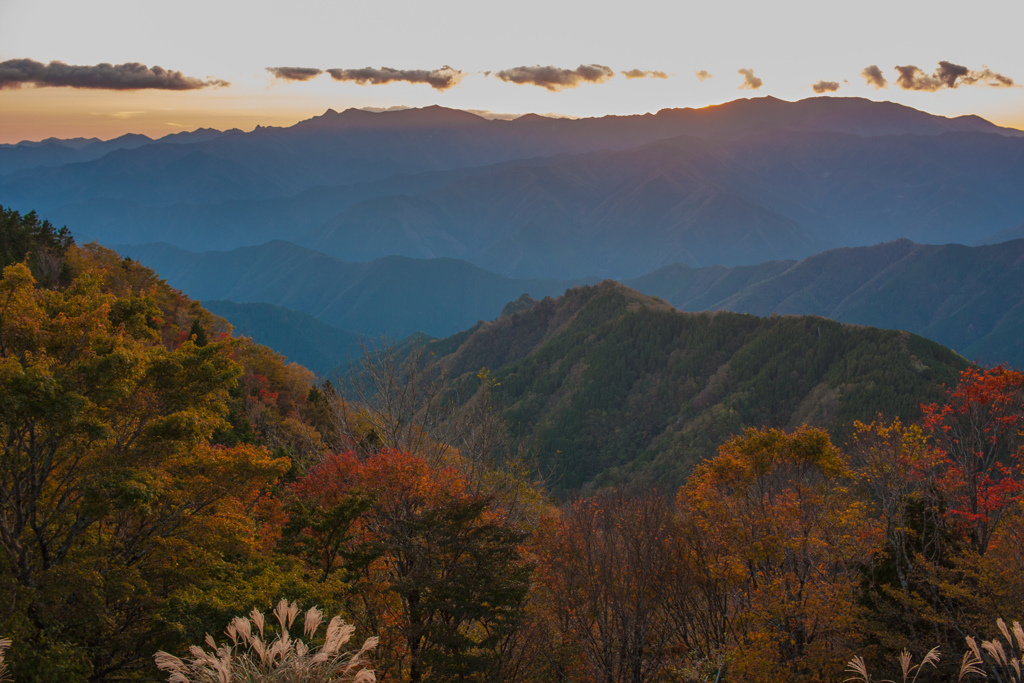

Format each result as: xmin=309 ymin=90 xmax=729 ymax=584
xmin=812 ymin=80 xmax=840 ymax=93
xmin=895 ymin=61 xmax=1016 ymax=91
xmin=737 ymin=68 xmax=762 ymax=90
xmin=695 ymin=70 xmax=713 ymax=82
xmin=861 ymin=65 xmax=887 ymax=88
xmin=358 ymin=105 xmax=413 ymax=113
xmin=0 ymin=58 xmax=228 ymax=90
xmin=326 ymin=66 xmax=464 ymax=90
xmin=621 ymin=69 xmax=668 ymax=80
xmin=266 ymin=66 xmax=323 ymax=82
xmin=492 ymin=64 xmax=615 ymax=91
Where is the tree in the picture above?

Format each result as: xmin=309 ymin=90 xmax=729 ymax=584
xmin=921 ymin=366 xmax=1024 ymax=555
xmin=0 ymin=205 xmax=73 ymax=286
xmin=682 ymin=426 xmax=874 ymax=682
xmin=846 ymin=419 xmax=942 ymax=593
xmin=283 ymin=449 xmax=533 ymax=683
xmin=534 ymin=490 xmax=682 ymax=683
xmin=0 ymin=260 xmax=289 ymax=680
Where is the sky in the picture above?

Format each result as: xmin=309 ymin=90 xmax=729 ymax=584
xmin=1 ymin=0 xmax=1023 ymax=143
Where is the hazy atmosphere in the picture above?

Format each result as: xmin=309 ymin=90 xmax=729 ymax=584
xmin=2 ymin=0 xmax=1023 ymax=141
xmin=3 ymin=1 xmax=1024 ymax=682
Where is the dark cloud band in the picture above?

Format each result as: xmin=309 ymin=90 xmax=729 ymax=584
xmin=0 ymin=58 xmax=228 ymax=90
xmin=493 ymin=64 xmax=615 ymax=91
xmin=894 ymin=61 xmax=1015 ymax=91
xmin=267 ymin=66 xmax=323 ymax=82
xmin=326 ymin=66 xmax=464 ymax=91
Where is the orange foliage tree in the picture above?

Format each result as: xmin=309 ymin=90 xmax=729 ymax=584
xmin=681 ymin=426 xmax=875 ymax=682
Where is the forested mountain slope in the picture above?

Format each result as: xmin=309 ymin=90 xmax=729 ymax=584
xmin=430 ymin=281 xmax=968 ymax=491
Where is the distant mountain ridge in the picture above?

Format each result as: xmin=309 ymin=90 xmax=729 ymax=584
xmin=0 ymin=128 xmax=230 ymax=176
xmin=202 ymin=300 xmax=359 ymax=376
xmin=3 ymin=96 xmax=1023 ymax=279
xmin=625 ymin=238 xmax=1024 ymax=368
xmin=121 ymin=237 xmax=1024 ymax=371
xmin=119 ymin=240 xmax=596 ymax=339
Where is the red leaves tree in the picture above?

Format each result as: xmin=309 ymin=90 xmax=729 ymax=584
xmin=921 ymin=366 xmax=1024 ymax=554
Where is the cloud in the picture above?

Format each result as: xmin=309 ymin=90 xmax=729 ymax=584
xmin=326 ymin=65 xmax=464 ymax=90
xmin=621 ymin=69 xmax=668 ymax=80
xmin=109 ymin=111 xmax=146 ymax=119
xmin=493 ymin=64 xmax=615 ymax=91
xmin=737 ymin=68 xmax=762 ymax=90
xmin=812 ymin=80 xmax=840 ymax=93
xmin=861 ymin=65 xmax=887 ymax=88
xmin=695 ymin=70 xmax=713 ymax=82
xmin=358 ymin=105 xmax=413 ymax=113
xmin=267 ymin=66 xmax=323 ymax=82
xmin=0 ymin=58 xmax=228 ymax=90
xmin=895 ymin=61 xmax=1016 ymax=91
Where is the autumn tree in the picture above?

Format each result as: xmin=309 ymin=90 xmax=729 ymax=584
xmin=921 ymin=366 xmax=1024 ymax=555
xmin=846 ymin=419 xmax=943 ymax=593
xmin=847 ymin=369 xmax=1024 ymax=678
xmin=533 ymin=490 xmax=683 ymax=683
xmin=0 ymin=258 xmax=289 ymax=681
xmin=682 ymin=426 xmax=875 ymax=682
xmin=282 ymin=449 xmax=533 ymax=683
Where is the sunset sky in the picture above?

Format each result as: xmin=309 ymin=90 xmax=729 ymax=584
xmin=1 ymin=0 xmax=1023 ymax=143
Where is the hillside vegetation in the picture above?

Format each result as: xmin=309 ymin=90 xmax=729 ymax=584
xmin=431 ymin=280 xmax=968 ymax=490
xmin=2 ymin=207 xmax=1022 ymax=683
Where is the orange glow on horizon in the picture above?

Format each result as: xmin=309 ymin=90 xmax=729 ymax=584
xmin=2 ymin=85 xmax=1022 ymax=144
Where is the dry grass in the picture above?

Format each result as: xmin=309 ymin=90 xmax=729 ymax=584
xmin=0 ymin=637 xmax=10 ymax=683
xmin=845 ymin=620 xmax=1024 ymax=682
xmin=154 ymin=600 xmax=377 ymax=683
xmin=959 ymin=619 xmax=1024 ymax=682
xmin=844 ymin=647 xmax=939 ymax=683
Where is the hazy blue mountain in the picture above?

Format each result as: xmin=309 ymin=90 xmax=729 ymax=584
xmin=977 ymin=222 xmax=1024 ymax=245
xmin=296 ymin=129 xmax=1024 ymax=278
xmin=202 ymin=300 xmax=360 ymax=377
xmin=302 ymin=136 xmax=828 ymax=277
xmin=0 ymin=128 xmax=228 ymax=176
xmin=118 ymin=241 xmax=595 ymax=339
xmin=625 ymin=239 xmax=1024 ymax=368
xmin=3 ymin=96 xmax=1021 ymax=264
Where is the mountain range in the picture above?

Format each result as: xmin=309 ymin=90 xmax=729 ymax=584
xmin=121 ymin=236 xmax=1024 ymax=373
xmin=6 ymin=95 xmax=1022 ymax=376
xmin=4 ymin=96 xmax=1024 ymax=280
